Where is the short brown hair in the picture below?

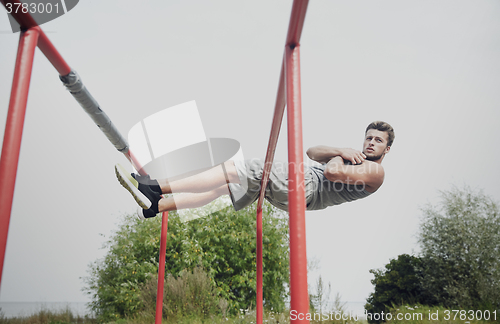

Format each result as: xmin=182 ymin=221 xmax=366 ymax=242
xmin=366 ymin=121 xmax=395 ymax=147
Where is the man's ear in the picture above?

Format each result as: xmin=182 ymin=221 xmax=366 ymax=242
xmin=384 ymin=146 xmax=391 ymax=154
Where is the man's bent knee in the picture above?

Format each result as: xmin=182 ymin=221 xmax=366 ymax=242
xmin=224 ymin=160 xmax=240 ymax=184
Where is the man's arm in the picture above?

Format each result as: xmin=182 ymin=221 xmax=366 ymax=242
xmin=324 ymin=156 xmax=385 ymax=192
xmin=306 ymin=145 xmax=366 ymax=165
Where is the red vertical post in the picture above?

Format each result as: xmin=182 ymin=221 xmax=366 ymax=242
xmin=285 ymin=44 xmax=309 ymax=323
xmin=0 ymin=27 xmax=40 ymax=287
xmin=155 ymin=211 xmax=169 ymax=324
xmin=256 ymin=2 xmax=308 ymax=322
xmin=124 ymin=150 xmax=169 ymax=323
xmin=256 ymin=206 xmax=263 ymax=323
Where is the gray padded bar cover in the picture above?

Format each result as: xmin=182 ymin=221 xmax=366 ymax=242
xmin=59 ymin=71 xmax=129 ymax=153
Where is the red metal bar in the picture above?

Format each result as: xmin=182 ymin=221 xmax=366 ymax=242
xmin=155 ymin=211 xmax=169 ymax=324
xmin=285 ymin=0 xmax=309 ymax=46
xmin=2 ymin=4 xmax=169 ymax=319
xmin=255 ymin=1 xmax=308 ymax=323
xmin=255 ymin=208 xmax=264 ymax=323
xmin=0 ymin=27 xmax=40 ymax=287
xmin=124 ymin=150 xmax=146 ymax=176
xmin=37 ymin=30 xmax=71 ymax=76
xmin=255 ymin=60 xmax=286 ymax=324
xmin=124 ymin=149 xmax=168 ymax=323
xmin=1 ymin=0 xmax=71 ymax=75
xmin=285 ymin=45 xmax=309 ymax=323
xmin=257 ymin=61 xmax=287 ymax=207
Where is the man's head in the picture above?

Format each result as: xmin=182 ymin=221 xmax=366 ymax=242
xmin=363 ymin=121 xmax=395 ymax=162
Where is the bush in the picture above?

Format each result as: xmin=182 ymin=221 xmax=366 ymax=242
xmin=366 ymin=186 xmax=500 ymax=323
xmin=138 ymin=267 xmax=226 ymax=321
xmin=365 ymin=254 xmax=431 ymax=324
xmin=84 ymin=202 xmax=289 ymax=321
xmin=418 ymin=186 xmax=500 ymax=308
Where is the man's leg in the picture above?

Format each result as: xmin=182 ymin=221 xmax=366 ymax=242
xmin=157 ymin=160 xmax=240 ymax=194
xmin=157 ymin=184 xmax=230 ymax=212
xmin=117 ymin=160 xmax=242 ymax=218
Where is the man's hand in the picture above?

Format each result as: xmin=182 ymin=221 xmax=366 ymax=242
xmin=339 ymin=148 xmax=366 ymax=165
xmin=324 ymin=156 xmax=385 ymax=192
xmin=306 ymin=146 xmax=365 ymax=164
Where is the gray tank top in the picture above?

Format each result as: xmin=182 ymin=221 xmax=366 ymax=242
xmin=305 ymin=164 xmax=373 ymax=211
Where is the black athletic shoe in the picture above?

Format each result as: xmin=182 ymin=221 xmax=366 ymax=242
xmin=115 ymin=164 xmax=161 ymax=210
xmin=131 ymin=173 xmax=162 ymax=194
xmin=136 ymin=207 xmax=160 ymax=220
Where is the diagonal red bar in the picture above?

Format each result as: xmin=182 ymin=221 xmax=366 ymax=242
xmin=255 ymin=60 xmax=286 ymax=324
xmin=37 ymin=30 xmax=71 ymax=76
xmin=286 ymin=0 xmax=310 ymax=46
xmin=256 ymin=0 xmax=309 ymax=215
xmin=0 ymin=27 xmax=40 ymax=287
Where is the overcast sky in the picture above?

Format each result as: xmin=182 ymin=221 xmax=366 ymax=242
xmin=1 ymin=0 xmax=500 ymax=310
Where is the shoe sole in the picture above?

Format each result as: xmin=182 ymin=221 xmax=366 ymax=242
xmin=115 ymin=164 xmax=152 ymax=209
xmin=135 ymin=206 xmax=160 ymax=220
xmin=136 ymin=207 xmax=146 ymax=220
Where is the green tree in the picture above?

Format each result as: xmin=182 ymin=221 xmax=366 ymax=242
xmin=418 ymin=185 xmax=500 ymax=308
xmin=84 ymin=202 xmax=289 ymax=321
xmin=365 ymin=254 xmax=430 ymax=324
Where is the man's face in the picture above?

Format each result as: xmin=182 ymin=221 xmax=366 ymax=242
xmin=363 ymin=129 xmax=391 ymax=161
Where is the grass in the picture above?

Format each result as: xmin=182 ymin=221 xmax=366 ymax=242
xmin=103 ymin=309 xmax=366 ymax=324
xmin=2 ymin=305 xmax=498 ymax=324
xmin=0 ymin=306 xmax=362 ymax=324
xmin=0 ymin=306 xmax=96 ymax=324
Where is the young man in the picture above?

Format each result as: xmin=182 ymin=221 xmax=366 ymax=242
xmin=115 ymin=121 xmax=394 ymax=218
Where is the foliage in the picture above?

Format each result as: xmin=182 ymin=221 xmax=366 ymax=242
xmin=310 ymin=275 xmax=332 ymax=315
xmin=365 ymin=254 xmax=430 ymax=324
xmin=138 ymin=267 xmax=225 ymax=321
xmin=418 ymin=185 xmax=500 ymax=308
xmin=83 ymin=214 xmax=160 ymax=321
xmin=385 ymin=304 xmax=499 ymax=324
xmin=308 ymin=275 xmax=351 ymax=324
xmin=174 ymin=201 xmax=289 ymax=313
xmin=96 ymin=308 xmax=308 ymax=324
xmin=84 ymin=202 xmax=289 ymax=321
xmin=366 ymin=186 xmax=500 ymax=323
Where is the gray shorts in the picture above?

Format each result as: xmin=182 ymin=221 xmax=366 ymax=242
xmin=227 ymin=158 xmax=315 ymax=212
